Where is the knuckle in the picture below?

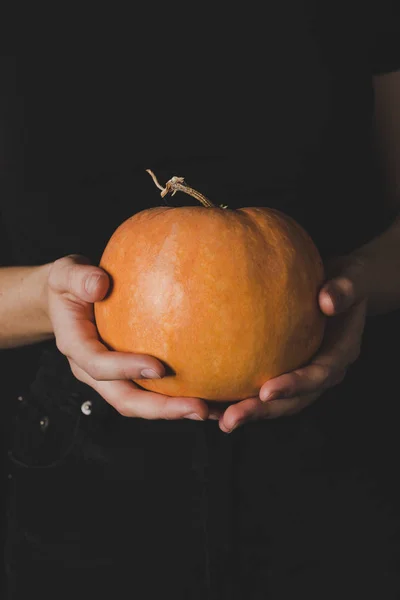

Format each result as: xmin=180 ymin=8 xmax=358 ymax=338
xmin=158 ymin=402 xmax=172 ymax=420
xmin=317 ymin=364 xmax=335 ymax=389
xmin=47 ymin=261 xmax=61 ymax=290
xmin=65 ymin=253 xmax=87 ymax=263
xmin=51 ymin=255 xmax=81 ymax=275
xmin=115 ymin=399 xmax=132 ymax=418
xmin=69 ymin=361 xmax=83 ymax=381
xmin=55 ymin=337 xmax=69 ymax=357
xmin=66 ymin=265 xmax=81 ymax=295
xmin=64 ymin=255 xmax=91 ymax=269
xmin=321 ymin=365 xmax=347 ymax=389
xmin=67 ymin=264 xmax=94 ymax=298
xmin=118 ymin=364 xmax=135 ymax=381
xmin=52 ymin=256 xmax=69 ymax=270
xmin=343 ymin=277 xmax=356 ymax=297
xmin=85 ymin=358 xmax=103 ymax=381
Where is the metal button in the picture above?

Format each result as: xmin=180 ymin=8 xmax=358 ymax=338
xmin=81 ymin=401 xmax=92 ymax=416
xmin=17 ymin=395 xmax=24 ymax=402
xmin=40 ymin=416 xmax=49 ymax=432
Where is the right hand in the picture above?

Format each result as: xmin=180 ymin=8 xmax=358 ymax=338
xmin=46 ymin=255 xmax=209 ymax=421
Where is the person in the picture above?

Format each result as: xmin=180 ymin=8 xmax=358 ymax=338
xmin=1 ymin=6 xmax=400 ymax=598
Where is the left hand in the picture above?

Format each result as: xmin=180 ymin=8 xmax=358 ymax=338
xmin=210 ymin=256 xmax=369 ymax=433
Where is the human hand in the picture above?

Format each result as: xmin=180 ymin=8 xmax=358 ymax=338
xmin=46 ymin=255 xmax=209 ymax=421
xmin=210 ymin=256 xmax=369 ymax=432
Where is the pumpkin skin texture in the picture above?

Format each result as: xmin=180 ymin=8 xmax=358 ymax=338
xmin=94 ymin=205 xmax=325 ymax=402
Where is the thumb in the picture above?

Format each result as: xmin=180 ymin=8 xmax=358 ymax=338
xmin=320 ymin=277 xmax=357 ymax=315
xmin=319 ymin=257 xmax=367 ymax=316
xmin=48 ymin=255 xmax=110 ymax=303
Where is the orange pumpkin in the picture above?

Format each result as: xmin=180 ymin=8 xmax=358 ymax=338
xmin=94 ymin=172 xmax=325 ymax=402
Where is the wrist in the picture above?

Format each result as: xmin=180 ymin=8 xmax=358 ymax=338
xmin=35 ymin=262 xmax=54 ymax=335
xmin=348 ymin=248 xmax=399 ymax=315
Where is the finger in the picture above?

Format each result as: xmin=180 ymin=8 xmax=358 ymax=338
xmin=220 ymin=394 xmax=319 ymax=432
xmin=219 ymin=397 xmax=262 ymax=432
xmin=53 ymin=303 xmax=165 ymax=380
xmin=259 ymin=363 xmax=342 ymax=402
xmin=48 ymin=255 xmax=110 ymax=303
xmin=319 ymin=277 xmax=357 ymax=315
xmin=70 ymin=361 xmax=209 ymax=420
xmin=319 ymin=256 xmax=366 ymax=316
xmin=322 ymin=299 xmax=367 ymax=351
xmin=207 ymin=400 xmax=232 ymax=421
xmin=258 ymin=394 xmax=318 ymax=419
xmin=207 ymin=408 xmax=225 ymax=420
xmin=49 ymin=276 xmax=166 ymax=380
xmin=260 ymin=301 xmax=366 ymax=402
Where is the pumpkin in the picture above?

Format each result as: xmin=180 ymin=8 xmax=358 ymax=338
xmin=94 ymin=171 xmax=325 ymax=402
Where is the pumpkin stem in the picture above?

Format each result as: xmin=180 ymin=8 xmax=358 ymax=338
xmin=146 ymin=169 xmax=228 ymax=209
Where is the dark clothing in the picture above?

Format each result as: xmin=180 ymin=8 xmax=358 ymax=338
xmin=1 ymin=10 xmax=399 ymax=268
xmin=2 ymin=3 xmax=400 ymax=598
xmin=5 ymin=330 xmax=400 ymax=600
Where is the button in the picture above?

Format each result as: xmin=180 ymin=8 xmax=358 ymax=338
xmin=81 ymin=401 xmax=92 ymax=416
xmin=40 ymin=416 xmax=50 ymax=432
xmin=17 ymin=395 xmax=23 ymax=402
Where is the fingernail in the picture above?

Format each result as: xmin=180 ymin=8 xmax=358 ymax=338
xmin=185 ymin=413 xmax=205 ymax=421
xmin=326 ymin=287 xmax=345 ymax=311
xmin=140 ymin=368 xmax=162 ymax=379
xmin=227 ymin=420 xmax=244 ymax=433
xmin=260 ymin=391 xmax=281 ymax=403
xmin=85 ymin=274 xmax=101 ymax=295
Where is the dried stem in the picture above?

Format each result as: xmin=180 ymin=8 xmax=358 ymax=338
xmin=146 ymin=169 xmax=225 ymax=208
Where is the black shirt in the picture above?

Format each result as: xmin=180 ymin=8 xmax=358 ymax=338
xmin=0 ymin=3 xmax=399 ymax=488
xmin=1 ymin=5 xmax=399 ymax=268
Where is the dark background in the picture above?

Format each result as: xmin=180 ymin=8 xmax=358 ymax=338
xmin=1 ymin=27 xmax=400 ymax=592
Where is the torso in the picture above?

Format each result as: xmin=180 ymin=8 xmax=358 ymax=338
xmin=3 ymin=5 xmax=391 ymax=265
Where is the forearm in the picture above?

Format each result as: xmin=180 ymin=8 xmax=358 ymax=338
xmin=0 ymin=264 xmax=54 ymax=348
xmin=351 ymin=212 xmax=400 ymax=315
